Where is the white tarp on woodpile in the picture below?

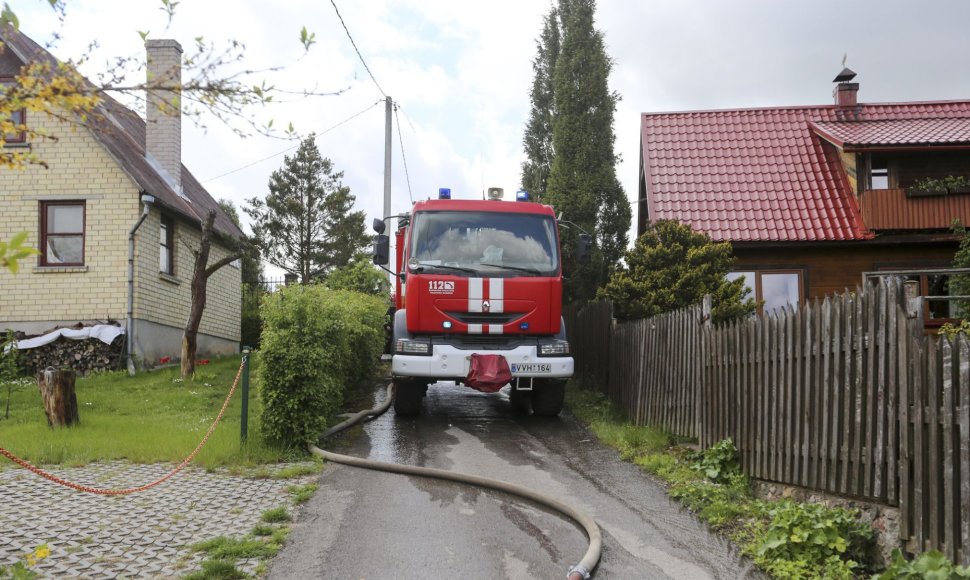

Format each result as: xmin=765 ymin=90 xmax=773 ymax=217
xmin=13 ymin=324 xmax=125 ymax=350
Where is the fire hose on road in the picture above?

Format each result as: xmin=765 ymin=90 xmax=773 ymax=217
xmin=309 ymin=383 xmax=602 ymax=580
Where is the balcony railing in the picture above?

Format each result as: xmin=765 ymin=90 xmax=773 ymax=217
xmin=858 ymin=188 xmax=970 ymax=230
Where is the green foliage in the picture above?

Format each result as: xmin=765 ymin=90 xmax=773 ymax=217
xmin=875 ymin=549 xmax=970 ymax=579
xmin=182 ymin=559 xmax=246 ymax=580
xmin=937 ymin=320 xmax=970 ymax=340
xmin=0 ymin=356 xmax=294 ymax=468
xmin=244 ymin=135 xmax=370 ymax=284
xmin=911 ymin=175 xmax=970 ymax=195
xmin=598 ymin=219 xmax=756 ymax=322
xmin=326 ymin=254 xmax=390 ymax=296
xmin=260 ymin=507 xmax=292 ymax=524
xmin=287 ymin=482 xmax=319 ymax=505
xmin=521 ymin=6 xmax=560 ymax=199
xmin=566 ymin=382 xmax=878 ymax=580
xmin=752 ymin=500 xmax=872 ymax=578
xmin=0 ymin=232 xmax=40 ymax=274
xmin=541 ymin=0 xmax=630 ymax=304
xmin=689 ymin=438 xmax=741 ymax=483
xmin=950 ymin=224 xmax=970 ymax=320
xmin=258 ymin=285 xmax=385 ymax=446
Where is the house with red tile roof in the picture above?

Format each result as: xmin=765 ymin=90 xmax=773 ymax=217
xmin=637 ymin=71 xmax=970 ymax=319
xmin=0 ymin=26 xmax=243 ymax=366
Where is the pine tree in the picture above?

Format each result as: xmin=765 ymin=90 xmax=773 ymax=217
xmin=520 ymin=7 xmax=559 ymax=200
xmin=244 ymin=134 xmax=369 ymax=284
xmin=542 ymin=0 xmax=630 ymax=304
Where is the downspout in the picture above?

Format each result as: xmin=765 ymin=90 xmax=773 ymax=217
xmin=127 ymin=194 xmax=155 ymax=375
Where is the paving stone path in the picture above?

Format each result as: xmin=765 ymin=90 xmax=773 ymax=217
xmin=0 ymin=461 xmax=318 ymax=578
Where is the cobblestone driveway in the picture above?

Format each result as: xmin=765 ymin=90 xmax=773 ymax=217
xmin=0 ymin=461 xmax=317 ymax=578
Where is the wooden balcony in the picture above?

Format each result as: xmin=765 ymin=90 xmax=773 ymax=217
xmin=858 ymin=188 xmax=970 ymax=230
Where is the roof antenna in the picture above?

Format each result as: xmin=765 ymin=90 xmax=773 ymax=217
xmin=480 ymin=155 xmax=486 ymax=200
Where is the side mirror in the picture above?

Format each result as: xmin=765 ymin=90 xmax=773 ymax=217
xmin=372 ymin=218 xmax=386 ymax=235
xmin=373 ymin=234 xmax=390 ymax=266
xmin=576 ymin=234 xmax=592 ymax=264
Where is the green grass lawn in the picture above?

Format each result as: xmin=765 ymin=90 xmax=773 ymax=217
xmin=0 ymin=355 xmax=304 ymax=470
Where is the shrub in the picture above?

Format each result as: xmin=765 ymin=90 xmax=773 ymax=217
xmin=689 ymin=438 xmax=741 ymax=483
xmin=751 ymin=499 xmax=873 ymax=579
xmin=258 ymin=285 xmax=385 ymax=446
xmin=875 ymin=549 xmax=970 ymax=579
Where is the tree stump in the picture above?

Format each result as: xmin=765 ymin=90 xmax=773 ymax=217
xmin=36 ymin=368 xmax=79 ymax=427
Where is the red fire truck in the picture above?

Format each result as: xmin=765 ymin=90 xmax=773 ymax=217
xmin=373 ymin=187 xmax=590 ymax=416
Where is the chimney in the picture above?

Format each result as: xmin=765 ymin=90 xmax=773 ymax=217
xmin=832 ymin=66 xmax=858 ymax=108
xmin=145 ymin=39 xmax=183 ymax=193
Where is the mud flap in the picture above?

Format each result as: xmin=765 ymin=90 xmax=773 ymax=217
xmin=465 ymin=354 xmax=512 ymax=393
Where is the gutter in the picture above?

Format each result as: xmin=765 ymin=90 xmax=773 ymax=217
xmin=127 ymin=194 xmax=155 ymax=375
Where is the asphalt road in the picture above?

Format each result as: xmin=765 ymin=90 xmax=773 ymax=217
xmin=269 ymin=381 xmax=764 ymax=579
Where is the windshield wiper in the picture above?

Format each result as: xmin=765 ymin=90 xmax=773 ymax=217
xmin=413 ymin=263 xmax=479 ymax=275
xmin=479 ymin=263 xmax=544 ymax=275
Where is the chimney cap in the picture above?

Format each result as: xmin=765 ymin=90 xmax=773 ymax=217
xmin=833 ymin=67 xmax=857 ymax=83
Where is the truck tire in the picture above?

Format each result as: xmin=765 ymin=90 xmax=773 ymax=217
xmin=509 ymin=383 xmax=531 ymax=414
xmin=531 ymin=379 xmax=566 ymax=417
xmin=394 ymin=380 xmax=424 ymax=416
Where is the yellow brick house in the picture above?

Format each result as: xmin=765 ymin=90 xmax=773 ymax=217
xmin=0 ymin=26 xmax=242 ymax=367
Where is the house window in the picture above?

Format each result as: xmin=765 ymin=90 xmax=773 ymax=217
xmin=160 ymin=215 xmax=175 ymax=275
xmin=870 ymin=156 xmax=889 ymax=189
xmin=727 ymin=269 xmax=804 ymax=315
xmin=1 ymin=78 xmax=26 ymax=144
xmin=40 ymin=201 xmax=85 ymax=266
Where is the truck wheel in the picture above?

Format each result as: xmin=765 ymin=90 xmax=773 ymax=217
xmin=394 ymin=380 xmax=424 ymax=416
xmin=509 ymin=383 xmax=531 ymax=414
xmin=531 ymin=379 xmax=565 ymax=417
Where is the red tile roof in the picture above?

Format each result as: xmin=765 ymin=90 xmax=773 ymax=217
xmin=640 ymin=100 xmax=970 ymax=242
xmin=811 ymin=117 xmax=970 ymax=149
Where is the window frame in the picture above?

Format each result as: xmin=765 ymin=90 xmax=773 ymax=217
xmin=1 ymin=76 xmax=27 ymax=144
xmin=728 ymin=268 xmax=806 ymax=315
xmin=159 ymin=214 xmax=175 ymax=275
xmin=39 ymin=200 xmax=86 ymax=267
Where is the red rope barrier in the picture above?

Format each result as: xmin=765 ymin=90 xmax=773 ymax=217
xmin=0 ymin=359 xmax=245 ymax=495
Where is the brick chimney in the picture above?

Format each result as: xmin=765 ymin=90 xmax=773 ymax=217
xmin=835 ymin=82 xmax=859 ymax=107
xmin=145 ymin=39 xmax=183 ymax=193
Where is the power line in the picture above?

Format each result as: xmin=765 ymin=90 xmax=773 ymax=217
xmin=329 ymin=0 xmax=387 ymax=98
xmin=393 ymin=102 xmax=414 ymax=204
xmin=203 ymin=100 xmax=383 ymax=183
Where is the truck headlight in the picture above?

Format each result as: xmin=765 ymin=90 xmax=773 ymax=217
xmin=538 ymin=341 xmax=569 ymax=357
xmin=395 ymin=339 xmax=431 ymax=355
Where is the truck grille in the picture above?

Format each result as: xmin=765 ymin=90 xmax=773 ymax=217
xmin=446 ymin=312 xmax=522 ymax=325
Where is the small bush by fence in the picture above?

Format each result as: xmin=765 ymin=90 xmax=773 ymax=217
xmin=566 ymin=280 xmax=970 ymax=563
xmin=257 ymin=285 xmax=385 ymax=446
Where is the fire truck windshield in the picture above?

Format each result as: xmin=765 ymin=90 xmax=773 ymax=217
xmin=409 ymin=210 xmax=559 ymax=277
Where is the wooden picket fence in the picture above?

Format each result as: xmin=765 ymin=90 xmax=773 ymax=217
xmin=565 ymin=281 xmax=970 ymax=563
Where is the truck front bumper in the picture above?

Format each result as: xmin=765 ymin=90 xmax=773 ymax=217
xmin=392 ymin=344 xmax=574 ymax=380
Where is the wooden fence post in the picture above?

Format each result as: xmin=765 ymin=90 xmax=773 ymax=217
xmin=36 ymin=368 xmax=79 ymax=427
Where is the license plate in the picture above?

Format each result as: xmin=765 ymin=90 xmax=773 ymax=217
xmin=510 ymin=363 xmax=551 ymax=374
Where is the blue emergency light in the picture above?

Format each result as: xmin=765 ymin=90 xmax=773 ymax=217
xmin=438 ymin=187 xmax=451 ymax=200
xmin=516 ymin=190 xmax=530 ymax=202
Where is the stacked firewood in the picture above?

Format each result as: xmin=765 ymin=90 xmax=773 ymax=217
xmin=17 ymin=336 xmax=124 ymax=375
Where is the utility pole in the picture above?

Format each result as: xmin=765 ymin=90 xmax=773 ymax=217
xmin=383 ymin=96 xmax=392 ymax=222
xmin=383 ymin=96 xmax=394 ymax=282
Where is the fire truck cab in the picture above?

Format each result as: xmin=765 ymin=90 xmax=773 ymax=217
xmin=374 ymin=187 xmax=590 ymax=417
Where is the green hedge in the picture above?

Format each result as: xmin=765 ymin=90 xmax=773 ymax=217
xmin=258 ymin=285 xmax=386 ymax=446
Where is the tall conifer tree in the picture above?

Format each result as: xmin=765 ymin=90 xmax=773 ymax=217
xmin=527 ymin=0 xmax=630 ymax=304
xmin=520 ymin=7 xmax=560 ymax=200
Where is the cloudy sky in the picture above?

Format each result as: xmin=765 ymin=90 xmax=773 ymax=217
xmin=14 ymin=0 xmax=970 ymax=272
